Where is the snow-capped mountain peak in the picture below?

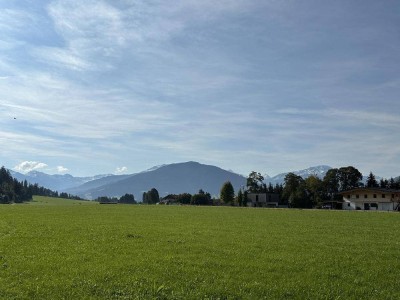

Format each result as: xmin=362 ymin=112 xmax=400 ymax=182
xmin=266 ymin=165 xmax=332 ymax=184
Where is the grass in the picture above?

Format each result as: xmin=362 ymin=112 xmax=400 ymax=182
xmin=0 ymin=196 xmax=399 ymax=299
xmin=27 ymin=195 xmax=97 ymax=206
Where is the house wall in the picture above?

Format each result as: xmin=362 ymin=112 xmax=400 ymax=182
xmin=247 ymin=193 xmax=265 ymax=203
xmin=379 ymin=202 xmax=394 ymax=211
xmin=246 ymin=193 xmax=279 ymax=207
xmin=343 ymin=201 xmax=357 ymax=210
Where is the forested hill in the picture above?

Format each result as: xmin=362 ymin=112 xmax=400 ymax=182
xmin=0 ymin=166 xmax=33 ymax=203
xmin=0 ymin=166 xmax=81 ymax=204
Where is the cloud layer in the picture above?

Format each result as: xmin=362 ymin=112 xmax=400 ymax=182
xmin=1 ymin=1 xmax=400 ymax=178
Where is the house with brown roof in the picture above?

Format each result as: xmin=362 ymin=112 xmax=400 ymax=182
xmin=340 ymin=188 xmax=400 ymax=211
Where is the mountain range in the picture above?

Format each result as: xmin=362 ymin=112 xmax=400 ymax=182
xmin=7 ymin=162 xmax=334 ymax=200
xmin=264 ymin=165 xmax=332 ymax=185
xmin=9 ymin=170 xmax=111 ymax=192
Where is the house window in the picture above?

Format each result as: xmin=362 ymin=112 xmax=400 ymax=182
xmin=373 ymin=194 xmax=377 ymax=198
xmin=347 ymin=195 xmax=351 ymax=199
xmin=255 ymin=195 xmax=259 ymax=202
xmin=347 ymin=203 xmax=350 ymax=207
xmin=364 ymin=194 xmax=368 ymax=199
xmin=382 ymin=194 xmax=385 ymax=198
xmin=356 ymin=194 xmax=359 ymax=199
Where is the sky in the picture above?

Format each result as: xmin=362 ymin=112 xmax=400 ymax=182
xmin=1 ymin=0 xmax=400 ymax=178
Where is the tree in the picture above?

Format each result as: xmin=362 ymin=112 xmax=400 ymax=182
xmin=246 ymin=171 xmax=264 ymax=193
xmin=190 ymin=189 xmax=211 ymax=205
xmin=366 ymin=172 xmax=379 ymax=188
xmin=305 ymin=175 xmax=324 ymax=206
xmin=337 ymin=166 xmax=362 ymax=191
xmin=145 ymin=188 xmax=159 ymax=204
xmin=323 ymin=168 xmax=339 ymax=200
xmin=379 ymin=178 xmax=388 ymax=189
xmin=388 ymin=177 xmax=399 ymax=189
xmin=142 ymin=188 xmax=159 ymax=204
xmin=282 ymin=173 xmax=310 ymax=208
xmin=237 ymin=189 xmax=243 ymax=206
xmin=0 ymin=166 xmax=33 ymax=203
xmin=177 ymin=193 xmax=192 ymax=204
xmin=119 ymin=193 xmax=136 ymax=204
xmin=142 ymin=192 xmax=147 ymax=203
xmin=220 ymin=181 xmax=235 ymax=205
xmin=267 ymin=183 xmax=274 ymax=193
xmin=321 ymin=166 xmax=363 ymax=202
xmin=243 ymin=190 xmax=248 ymax=207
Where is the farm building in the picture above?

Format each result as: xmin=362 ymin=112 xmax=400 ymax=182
xmin=246 ymin=193 xmax=280 ymax=208
xmin=340 ymin=188 xmax=400 ymax=211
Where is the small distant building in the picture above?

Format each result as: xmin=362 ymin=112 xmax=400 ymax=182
xmin=246 ymin=193 xmax=280 ymax=208
xmin=157 ymin=198 xmax=181 ymax=205
xmin=340 ymin=188 xmax=400 ymax=211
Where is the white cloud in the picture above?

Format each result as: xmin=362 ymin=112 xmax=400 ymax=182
xmin=115 ymin=166 xmax=128 ymax=174
xmin=14 ymin=161 xmax=48 ymax=173
xmin=57 ymin=166 xmax=69 ymax=173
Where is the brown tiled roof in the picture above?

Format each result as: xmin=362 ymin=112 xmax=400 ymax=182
xmin=339 ymin=187 xmax=400 ymax=194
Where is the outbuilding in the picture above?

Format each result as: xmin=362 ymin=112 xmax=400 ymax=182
xmin=246 ymin=193 xmax=280 ymax=208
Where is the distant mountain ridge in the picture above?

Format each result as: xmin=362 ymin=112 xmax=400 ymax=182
xmin=264 ymin=165 xmax=332 ymax=185
xmin=8 ymin=170 xmax=111 ymax=192
xmin=6 ymin=164 xmax=336 ymax=199
xmin=67 ymin=161 xmax=247 ymax=200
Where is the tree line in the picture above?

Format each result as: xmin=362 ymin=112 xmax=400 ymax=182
xmin=95 ymin=188 xmax=214 ymax=206
xmin=0 ymin=166 xmax=83 ymax=204
xmin=266 ymin=166 xmax=399 ymax=208
xmin=102 ymin=165 xmax=400 ymax=209
xmin=95 ymin=193 xmax=137 ymax=204
xmin=220 ymin=166 xmax=400 ymax=209
xmin=153 ymin=189 xmax=213 ymax=205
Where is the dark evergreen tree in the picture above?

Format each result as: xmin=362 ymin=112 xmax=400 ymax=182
xmin=0 ymin=166 xmax=32 ymax=203
xmin=366 ymin=172 xmax=379 ymax=188
xmin=379 ymin=178 xmax=388 ymax=189
xmin=220 ymin=181 xmax=235 ymax=205
xmin=243 ymin=190 xmax=248 ymax=207
xmin=237 ymin=189 xmax=243 ymax=207
xmin=268 ymin=183 xmax=274 ymax=193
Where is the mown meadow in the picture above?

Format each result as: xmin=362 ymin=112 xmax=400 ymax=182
xmin=0 ymin=196 xmax=399 ymax=299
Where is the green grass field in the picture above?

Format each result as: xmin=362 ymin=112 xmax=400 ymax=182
xmin=0 ymin=196 xmax=399 ymax=299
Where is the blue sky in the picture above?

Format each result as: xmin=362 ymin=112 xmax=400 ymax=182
xmin=1 ymin=0 xmax=399 ymax=178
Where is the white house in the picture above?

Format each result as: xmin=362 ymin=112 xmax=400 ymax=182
xmin=246 ymin=193 xmax=280 ymax=208
xmin=340 ymin=188 xmax=400 ymax=211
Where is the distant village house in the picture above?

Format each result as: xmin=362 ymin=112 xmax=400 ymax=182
xmin=247 ymin=193 xmax=280 ymax=208
xmin=340 ymin=188 xmax=400 ymax=211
